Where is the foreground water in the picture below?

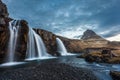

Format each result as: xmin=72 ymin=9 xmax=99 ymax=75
xmin=0 ymin=55 xmax=120 ymax=80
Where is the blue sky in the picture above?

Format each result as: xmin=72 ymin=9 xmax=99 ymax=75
xmin=2 ymin=0 xmax=120 ymax=41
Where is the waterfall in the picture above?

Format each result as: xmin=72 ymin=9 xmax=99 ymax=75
xmin=7 ymin=20 xmax=20 ymax=62
xmin=56 ymin=38 xmax=77 ymax=56
xmin=26 ymin=27 xmax=51 ymax=60
xmin=0 ymin=20 xmax=54 ymax=66
xmin=1 ymin=20 xmax=25 ymax=66
xmin=56 ymin=38 xmax=68 ymax=56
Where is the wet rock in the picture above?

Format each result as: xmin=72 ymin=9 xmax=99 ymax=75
xmin=15 ymin=20 xmax=29 ymax=61
xmin=110 ymin=71 xmax=120 ymax=80
xmin=84 ymin=53 xmax=103 ymax=63
xmin=0 ymin=19 xmax=29 ymax=63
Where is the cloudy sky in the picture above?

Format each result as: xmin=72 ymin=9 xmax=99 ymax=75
xmin=2 ymin=0 xmax=120 ymax=41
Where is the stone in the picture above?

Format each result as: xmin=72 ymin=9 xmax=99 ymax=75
xmin=110 ymin=71 xmax=120 ymax=80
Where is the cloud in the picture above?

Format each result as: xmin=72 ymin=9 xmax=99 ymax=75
xmin=106 ymin=34 xmax=120 ymax=41
xmin=55 ymin=24 xmax=98 ymax=39
xmin=2 ymin=0 xmax=120 ymax=41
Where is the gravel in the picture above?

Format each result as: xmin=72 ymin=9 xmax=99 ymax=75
xmin=0 ymin=62 xmax=98 ymax=80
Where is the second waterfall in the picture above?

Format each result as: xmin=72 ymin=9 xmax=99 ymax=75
xmin=26 ymin=27 xmax=51 ymax=60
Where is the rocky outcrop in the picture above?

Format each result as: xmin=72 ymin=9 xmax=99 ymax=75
xmin=15 ymin=20 xmax=29 ymax=61
xmin=0 ymin=23 xmax=9 ymax=63
xmin=0 ymin=0 xmax=10 ymax=63
xmin=79 ymin=49 xmax=120 ymax=64
xmin=110 ymin=71 xmax=120 ymax=80
xmin=0 ymin=0 xmax=9 ymax=25
xmin=0 ymin=0 xmax=29 ymax=63
xmin=0 ymin=20 xmax=29 ymax=63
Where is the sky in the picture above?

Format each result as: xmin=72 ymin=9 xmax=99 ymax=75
xmin=2 ymin=0 xmax=120 ymax=41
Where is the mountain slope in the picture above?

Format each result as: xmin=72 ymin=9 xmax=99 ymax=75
xmin=81 ymin=29 xmax=104 ymax=40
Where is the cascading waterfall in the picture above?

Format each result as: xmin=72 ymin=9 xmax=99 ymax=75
xmin=56 ymin=38 xmax=77 ymax=56
xmin=56 ymin=38 xmax=68 ymax=56
xmin=56 ymin=38 xmax=76 ymax=56
xmin=26 ymin=27 xmax=51 ymax=60
xmin=1 ymin=20 xmax=54 ymax=66
xmin=7 ymin=20 xmax=19 ymax=62
xmin=1 ymin=20 xmax=24 ymax=66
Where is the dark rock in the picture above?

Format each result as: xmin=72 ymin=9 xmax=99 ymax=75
xmin=110 ymin=71 xmax=120 ymax=80
xmin=0 ymin=0 xmax=9 ymax=25
xmin=0 ymin=24 xmax=9 ymax=63
xmin=84 ymin=54 xmax=102 ymax=63
xmin=55 ymin=52 xmax=62 ymax=56
xmin=0 ymin=19 xmax=29 ymax=63
xmin=0 ymin=0 xmax=9 ymax=63
xmin=15 ymin=20 xmax=29 ymax=61
xmin=79 ymin=51 xmax=120 ymax=64
xmin=102 ymin=49 xmax=111 ymax=54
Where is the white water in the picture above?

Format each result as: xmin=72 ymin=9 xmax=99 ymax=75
xmin=26 ymin=27 xmax=52 ymax=60
xmin=7 ymin=20 xmax=20 ymax=62
xmin=1 ymin=20 xmax=25 ymax=66
xmin=56 ymin=38 xmax=69 ymax=56
xmin=0 ymin=62 xmax=25 ymax=67
xmin=56 ymin=38 xmax=77 ymax=56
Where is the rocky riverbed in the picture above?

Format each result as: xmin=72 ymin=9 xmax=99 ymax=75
xmin=0 ymin=62 xmax=98 ymax=80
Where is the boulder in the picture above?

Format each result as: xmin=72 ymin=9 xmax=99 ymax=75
xmin=110 ymin=71 xmax=120 ymax=80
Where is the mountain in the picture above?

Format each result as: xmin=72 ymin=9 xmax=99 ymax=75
xmin=81 ymin=29 xmax=104 ymax=40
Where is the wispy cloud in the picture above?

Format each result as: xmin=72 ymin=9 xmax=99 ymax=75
xmin=2 ymin=0 xmax=120 ymax=41
xmin=55 ymin=24 xmax=98 ymax=39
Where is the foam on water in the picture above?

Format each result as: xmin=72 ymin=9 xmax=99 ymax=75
xmin=0 ymin=62 xmax=25 ymax=67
